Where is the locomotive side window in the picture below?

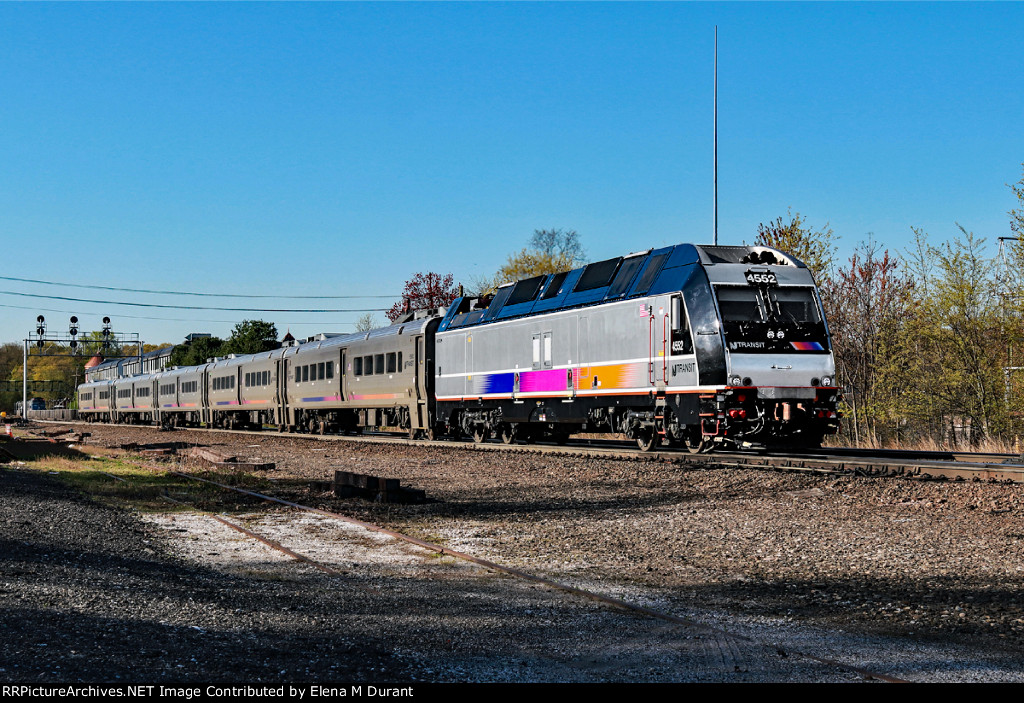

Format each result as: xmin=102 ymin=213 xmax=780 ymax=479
xmin=671 ymin=297 xmax=693 ymax=355
xmin=541 ymin=272 xmax=568 ymax=300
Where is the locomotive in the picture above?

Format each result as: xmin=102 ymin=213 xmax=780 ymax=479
xmin=77 ymin=243 xmax=840 ymax=451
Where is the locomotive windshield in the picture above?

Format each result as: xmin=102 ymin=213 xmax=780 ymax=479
xmin=715 ymin=285 xmax=828 ymax=352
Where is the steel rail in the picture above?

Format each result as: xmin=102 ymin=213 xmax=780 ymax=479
xmin=42 ymin=417 xmax=1024 ymax=483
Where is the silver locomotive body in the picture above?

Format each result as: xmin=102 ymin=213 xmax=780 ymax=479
xmin=435 ymin=243 xmax=839 ymax=450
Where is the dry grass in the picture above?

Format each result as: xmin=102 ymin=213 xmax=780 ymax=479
xmin=827 ymin=433 xmax=1022 ymax=455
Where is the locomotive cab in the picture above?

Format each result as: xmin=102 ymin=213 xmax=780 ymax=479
xmin=694 ymin=246 xmax=840 ymax=448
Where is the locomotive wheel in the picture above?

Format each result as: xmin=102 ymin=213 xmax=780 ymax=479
xmin=636 ymin=428 xmax=660 ymax=452
xmin=499 ymin=424 xmax=517 ymax=445
xmin=318 ymin=420 xmax=327 ymax=435
xmin=471 ymin=426 xmax=489 ymax=443
xmin=683 ymin=426 xmax=706 ymax=454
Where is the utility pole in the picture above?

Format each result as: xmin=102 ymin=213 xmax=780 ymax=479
xmin=714 ymin=25 xmax=719 ymax=246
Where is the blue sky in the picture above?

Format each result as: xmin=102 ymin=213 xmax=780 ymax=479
xmin=1 ymin=2 xmax=1022 ymax=345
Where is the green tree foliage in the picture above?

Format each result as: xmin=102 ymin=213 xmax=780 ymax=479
xmin=755 ymin=209 xmax=837 ymax=288
xmin=222 ymin=320 xmax=279 ymax=356
xmin=906 ymin=227 xmax=1009 ymax=446
xmin=475 ymin=229 xmax=587 ymax=294
xmin=1010 ymin=163 xmax=1024 ymax=238
xmin=169 ymin=337 xmax=224 ymax=367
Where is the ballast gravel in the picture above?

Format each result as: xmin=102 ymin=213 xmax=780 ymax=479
xmin=3 ymin=422 xmax=1024 ymax=682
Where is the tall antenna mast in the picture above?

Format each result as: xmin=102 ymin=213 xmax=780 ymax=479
xmin=714 ymin=26 xmax=719 ymax=245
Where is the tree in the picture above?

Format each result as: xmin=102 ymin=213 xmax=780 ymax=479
xmin=222 ymin=320 xmax=279 ymax=356
xmin=169 ymin=336 xmax=224 ymax=367
xmin=474 ymin=229 xmax=587 ymax=294
xmin=1010 ymin=163 xmax=1024 ymax=238
xmin=904 ymin=226 xmax=1008 ymax=446
xmin=387 ymin=273 xmax=459 ymax=322
xmin=828 ymin=238 xmax=916 ymax=444
xmin=354 ymin=313 xmax=378 ymax=333
xmin=755 ymin=209 xmax=837 ymax=288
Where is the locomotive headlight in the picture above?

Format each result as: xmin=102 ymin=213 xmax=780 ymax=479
xmin=729 ymin=375 xmax=742 ymax=387
xmin=821 ymin=376 xmax=833 ymax=387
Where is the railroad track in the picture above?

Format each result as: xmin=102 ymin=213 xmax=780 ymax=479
xmin=35 ymin=420 xmax=1024 ymax=484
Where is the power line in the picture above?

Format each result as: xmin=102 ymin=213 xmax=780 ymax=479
xmin=0 ymin=275 xmax=397 ymax=299
xmin=0 ymin=289 xmax=387 ymax=313
xmin=0 ymin=302 xmax=377 ymax=327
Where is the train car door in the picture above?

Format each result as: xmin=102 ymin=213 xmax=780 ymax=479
xmin=275 ymin=358 xmax=288 ymax=426
xmin=576 ymin=317 xmax=588 ymax=398
xmin=339 ymin=350 xmax=347 ymax=401
xmin=645 ymin=302 xmax=657 ymax=387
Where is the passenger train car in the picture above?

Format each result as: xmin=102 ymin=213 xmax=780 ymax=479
xmin=77 ymin=242 xmax=840 ymax=451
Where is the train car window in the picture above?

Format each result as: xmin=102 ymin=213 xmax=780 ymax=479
xmin=326 ymin=363 xmax=334 ymax=380
xmin=532 ymin=334 xmax=541 ymax=369
xmin=506 ymin=275 xmax=546 ymax=306
xmin=574 ymin=257 xmax=621 ymax=292
xmin=295 ymin=367 xmax=301 ymax=383
xmin=375 ymin=354 xmax=385 ymax=375
xmin=386 ymin=353 xmax=396 ymax=374
xmin=264 ymin=370 xmax=271 ymax=385
xmin=364 ymin=355 xmax=374 ymax=375
xmin=354 ymin=357 xmax=363 ymax=376
xmin=397 ymin=352 xmax=402 ymax=371
xmin=540 ymin=272 xmax=568 ymax=300
xmin=318 ymin=362 xmax=325 ymax=380
xmin=302 ymin=365 xmax=309 ymax=382
xmin=716 ymin=287 xmax=766 ymax=322
xmin=771 ymin=288 xmax=822 ymax=325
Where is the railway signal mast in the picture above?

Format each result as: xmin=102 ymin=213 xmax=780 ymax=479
xmin=21 ymin=315 xmax=143 ymax=419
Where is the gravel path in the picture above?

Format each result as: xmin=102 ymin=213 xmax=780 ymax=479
xmin=4 ymin=422 xmax=1024 ymax=682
